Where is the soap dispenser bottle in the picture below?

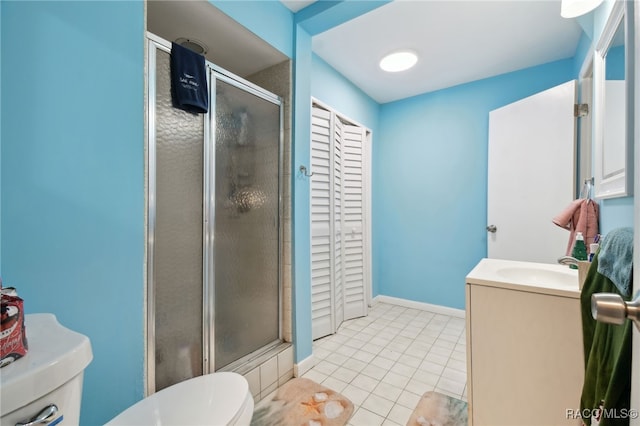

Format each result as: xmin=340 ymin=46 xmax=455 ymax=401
xmin=571 ymin=232 xmax=588 ymax=269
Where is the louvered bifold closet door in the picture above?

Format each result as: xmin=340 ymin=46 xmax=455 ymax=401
xmin=333 ymin=118 xmax=344 ymax=327
xmin=310 ymin=106 xmax=334 ymax=340
xmin=342 ymin=124 xmax=367 ymax=320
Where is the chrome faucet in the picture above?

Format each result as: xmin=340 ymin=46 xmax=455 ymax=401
xmin=557 ymin=256 xmax=579 ymax=267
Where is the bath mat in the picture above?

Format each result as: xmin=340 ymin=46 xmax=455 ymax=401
xmin=406 ymin=391 xmax=468 ymax=426
xmin=251 ymin=377 xmax=354 ymax=426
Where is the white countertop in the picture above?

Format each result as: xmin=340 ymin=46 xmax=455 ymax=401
xmin=466 ymin=258 xmax=581 ymax=298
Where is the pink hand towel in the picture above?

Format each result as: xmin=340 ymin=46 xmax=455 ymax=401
xmin=552 ymin=199 xmax=582 ymax=230
xmin=553 ymin=199 xmax=599 ymax=256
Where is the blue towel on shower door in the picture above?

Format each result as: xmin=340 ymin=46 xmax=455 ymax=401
xmin=170 ymin=42 xmax=208 ymax=114
xmin=597 ymin=227 xmax=633 ymax=297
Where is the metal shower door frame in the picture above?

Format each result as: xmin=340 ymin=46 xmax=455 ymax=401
xmin=145 ymin=32 xmax=284 ymax=395
xmin=207 ymin=70 xmax=284 ymax=373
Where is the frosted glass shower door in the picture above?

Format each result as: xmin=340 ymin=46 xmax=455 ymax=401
xmin=213 ymin=77 xmax=281 ymax=370
xmin=151 ymin=47 xmax=204 ymax=391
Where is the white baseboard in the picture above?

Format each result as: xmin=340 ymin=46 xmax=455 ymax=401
xmin=293 ymin=353 xmax=315 ymax=377
xmin=372 ymin=295 xmax=465 ymax=318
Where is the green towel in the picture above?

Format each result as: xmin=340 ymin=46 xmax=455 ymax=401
xmin=580 ymin=255 xmax=632 ymax=426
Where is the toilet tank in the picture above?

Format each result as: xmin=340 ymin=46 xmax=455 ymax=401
xmin=0 ymin=314 xmax=93 ymax=425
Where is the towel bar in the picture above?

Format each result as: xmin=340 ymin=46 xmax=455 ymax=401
xmin=580 ymin=177 xmax=594 ymax=199
xmin=592 ymin=292 xmax=640 ymax=331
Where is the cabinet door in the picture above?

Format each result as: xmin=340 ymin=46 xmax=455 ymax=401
xmin=467 ymin=284 xmax=583 ymax=425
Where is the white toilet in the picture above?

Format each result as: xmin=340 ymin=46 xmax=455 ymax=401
xmin=106 ymin=372 xmax=254 ymax=426
xmin=0 ymin=313 xmax=93 ymax=425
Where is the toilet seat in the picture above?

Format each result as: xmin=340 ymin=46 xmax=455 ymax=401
xmin=106 ymin=372 xmax=253 ymax=426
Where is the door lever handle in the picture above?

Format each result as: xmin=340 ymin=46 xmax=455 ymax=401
xmin=486 ymin=225 xmax=497 ymax=233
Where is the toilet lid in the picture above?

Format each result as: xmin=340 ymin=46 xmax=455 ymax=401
xmin=107 ymin=372 xmax=251 ymax=425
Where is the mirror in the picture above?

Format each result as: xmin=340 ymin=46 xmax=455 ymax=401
xmin=593 ymin=1 xmax=632 ymax=198
xmin=577 ymin=53 xmax=593 ymax=199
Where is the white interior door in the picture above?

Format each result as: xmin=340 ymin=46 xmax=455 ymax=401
xmin=487 ymin=80 xmax=576 ymax=264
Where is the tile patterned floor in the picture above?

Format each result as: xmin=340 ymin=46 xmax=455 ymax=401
xmin=301 ymin=302 xmax=467 ymax=426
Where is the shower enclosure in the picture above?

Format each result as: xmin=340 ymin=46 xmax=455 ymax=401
xmin=146 ymin=34 xmax=283 ymax=392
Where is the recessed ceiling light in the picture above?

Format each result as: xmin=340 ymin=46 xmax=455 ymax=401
xmin=379 ymin=50 xmax=418 ymax=73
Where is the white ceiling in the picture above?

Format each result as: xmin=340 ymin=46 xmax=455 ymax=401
xmin=287 ymin=0 xmax=583 ymax=103
xmin=149 ymin=1 xmax=583 ymax=104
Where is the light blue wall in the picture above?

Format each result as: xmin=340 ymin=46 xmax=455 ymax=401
xmin=374 ymin=59 xmax=575 ymax=309
xmin=209 ymin=0 xmax=293 ymax=57
xmin=600 ymin=197 xmax=635 ymax=234
xmin=593 ymin=0 xmax=618 ymax=42
xmin=1 ymin=2 xmax=144 ymax=424
xmin=296 ymin=0 xmax=390 ymax=36
xmin=311 ymin=53 xmax=380 ymax=135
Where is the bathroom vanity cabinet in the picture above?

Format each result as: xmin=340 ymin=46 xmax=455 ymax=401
xmin=465 ymin=258 xmax=584 ymax=426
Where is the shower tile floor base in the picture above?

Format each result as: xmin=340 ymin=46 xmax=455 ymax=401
xmin=242 ymin=343 xmax=294 ymax=402
xmin=300 ymin=301 xmax=467 ymax=426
